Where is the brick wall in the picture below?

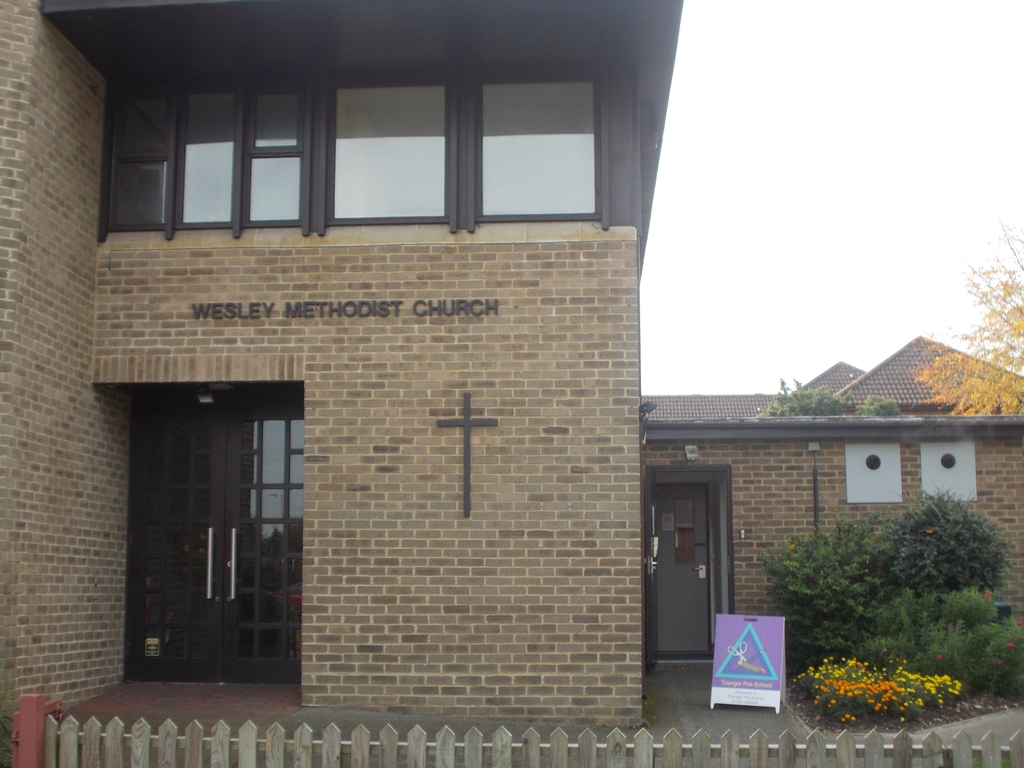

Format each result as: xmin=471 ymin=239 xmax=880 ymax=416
xmin=644 ymin=437 xmax=1024 ymax=614
xmin=94 ymin=223 xmax=642 ymax=723
xmin=0 ymin=2 xmax=129 ymax=711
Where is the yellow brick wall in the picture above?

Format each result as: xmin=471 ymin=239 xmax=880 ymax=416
xmin=94 ymin=223 xmax=643 ymax=723
xmin=645 ymin=437 xmax=1024 ymax=614
xmin=0 ymin=2 xmax=128 ymax=711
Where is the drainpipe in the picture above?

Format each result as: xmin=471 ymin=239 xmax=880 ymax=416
xmin=809 ymin=442 xmax=821 ymax=528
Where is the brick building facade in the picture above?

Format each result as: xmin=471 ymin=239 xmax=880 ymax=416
xmin=96 ymin=226 xmax=642 ymax=718
xmin=0 ymin=0 xmax=683 ymax=724
xmin=641 ymin=418 xmax=1024 ymax=658
xmin=0 ymin=1 xmax=127 ymax=709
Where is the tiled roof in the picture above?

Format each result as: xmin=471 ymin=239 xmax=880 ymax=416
xmin=644 ymin=394 xmax=775 ymax=420
xmin=835 ymin=336 xmax=953 ymax=409
xmin=802 ymin=362 xmax=865 ymax=394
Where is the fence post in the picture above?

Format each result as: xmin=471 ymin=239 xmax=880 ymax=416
xmin=13 ymin=694 xmax=62 ymax=768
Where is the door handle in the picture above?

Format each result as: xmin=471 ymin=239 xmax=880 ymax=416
xmin=206 ymin=527 xmax=215 ymax=599
xmin=229 ymin=527 xmax=238 ymax=601
xmin=693 ymin=564 xmax=706 ymax=579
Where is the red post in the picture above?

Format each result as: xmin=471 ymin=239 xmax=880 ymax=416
xmin=12 ymin=694 xmax=62 ymax=768
xmin=12 ymin=694 xmax=45 ymax=768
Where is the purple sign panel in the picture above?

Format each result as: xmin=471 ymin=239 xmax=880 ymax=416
xmin=710 ymin=614 xmax=786 ymax=712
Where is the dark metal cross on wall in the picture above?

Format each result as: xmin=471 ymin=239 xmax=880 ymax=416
xmin=436 ymin=392 xmax=498 ymax=517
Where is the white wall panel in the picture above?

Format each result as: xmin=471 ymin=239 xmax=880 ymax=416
xmin=921 ymin=442 xmax=977 ymax=500
xmin=846 ymin=443 xmax=902 ymax=503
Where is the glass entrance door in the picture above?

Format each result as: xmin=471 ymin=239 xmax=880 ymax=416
xmin=125 ymin=384 xmax=303 ymax=683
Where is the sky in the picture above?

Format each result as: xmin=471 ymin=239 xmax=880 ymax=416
xmin=639 ymin=0 xmax=1024 ymax=395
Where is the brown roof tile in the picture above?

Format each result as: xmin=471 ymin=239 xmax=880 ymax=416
xmin=644 ymin=394 xmax=775 ymax=420
xmin=835 ymin=336 xmax=953 ymax=410
xmin=802 ymin=362 xmax=865 ymax=394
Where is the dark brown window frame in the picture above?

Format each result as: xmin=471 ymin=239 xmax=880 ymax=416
xmin=173 ymin=83 xmax=242 ymax=237
xmin=100 ymin=68 xmax=604 ymax=242
xmin=107 ymin=88 xmax=178 ymax=238
xmin=242 ymin=84 xmax=311 ymax=233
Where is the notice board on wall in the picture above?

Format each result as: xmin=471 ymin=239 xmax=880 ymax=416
xmin=710 ymin=614 xmax=786 ymax=713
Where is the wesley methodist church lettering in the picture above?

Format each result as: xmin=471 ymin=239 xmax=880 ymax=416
xmin=190 ymin=299 xmax=499 ymax=320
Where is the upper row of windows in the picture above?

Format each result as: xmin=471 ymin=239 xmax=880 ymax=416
xmin=109 ymin=81 xmax=597 ymax=236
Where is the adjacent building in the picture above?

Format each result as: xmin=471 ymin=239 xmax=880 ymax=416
xmin=641 ymin=340 xmax=1024 ymax=659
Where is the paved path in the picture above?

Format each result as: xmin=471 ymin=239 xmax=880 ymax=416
xmin=66 ymin=663 xmax=806 ymax=740
xmin=64 ymin=662 xmax=1023 ymax=744
xmin=910 ymin=709 xmax=1024 ymax=743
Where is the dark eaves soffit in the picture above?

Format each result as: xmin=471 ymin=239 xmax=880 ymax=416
xmin=40 ymin=0 xmax=683 ymax=79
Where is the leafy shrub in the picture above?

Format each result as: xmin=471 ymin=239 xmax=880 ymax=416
xmin=918 ymin=592 xmax=1024 ymax=695
xmin=858 ymin=589 xmax=1024 ymax=696
xmin=942 ymin=587 xmax=997 ymax=629
xmin=859 ymin=589 xmax=943 ymax=667
xmin=761 ymin=517 xmax=891 ymax=670
xmin=856 ymin=396 xmax=901 ymax=416
xmin=797 ymin=657 xmax=961 ymax=724
xmin=760 ymin=380 xmax=850 ymax=417
xmin=887 ymin=493 xmax=1011 ymax=594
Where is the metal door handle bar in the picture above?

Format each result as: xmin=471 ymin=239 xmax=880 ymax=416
xmin=206 ymin=527 xmax=215 ymax=599
xmin=229 ymin=527 xmax=238 ymax=601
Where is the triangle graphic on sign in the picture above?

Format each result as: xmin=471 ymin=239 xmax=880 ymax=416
xmin=714 ymin=622 xmax=779 ymax=681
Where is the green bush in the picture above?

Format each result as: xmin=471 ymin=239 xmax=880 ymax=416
xmin=859 ymin=589 xmax=942 ymax=668
xmin=887 ymin=493 xmax=1011 ymax=594
xmin=856 ymin=396 xmax=901 ymax=416
xmin=942 ymin=587 xmax=997 ymax=629
xmin=759 ymin=380 xmax=850 ymax=417
xmin=858 ymin=589 xmax=1024 ymax=696
xmin=918 ymin=591 xmax=1024 ymax=695
xmin=761 ymin=517 xmax=891 ymax=670
xmin=764 ymin=499 xmax=1019 ymax=702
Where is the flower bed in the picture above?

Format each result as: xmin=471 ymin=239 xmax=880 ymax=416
xmin=796 ymin=658 xmax=962 ymax=724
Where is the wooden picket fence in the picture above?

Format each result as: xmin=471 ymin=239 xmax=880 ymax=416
xmin=43 ymin=717 xmax=1024 ymax=768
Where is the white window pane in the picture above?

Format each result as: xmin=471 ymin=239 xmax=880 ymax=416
xmin=482 ymin=82 xmax=595 ymax=216
xmin=183 ymin=94 xmax=234 ymax=223
xmin=262 ymin=489 xmax=284 ymax=518
xmin=290 ymin=454 xmax=303 ymax=484
xmin=335 ymin=136 xmax=444 ymax=218
xmin=250 ymin=157 xmax=301 ymax=221
xmin=483 ymin=134 xmax=595 ymax=215
xmin=289 ymin=489 xmax=303 ymax=519
xmin=335 ymin=86 xmax=445 ymax=219
xmin=262 ymin=421 xmax=286 ymax=483
xmin=290 ymin=420 xmax=304 ymax=450
xmin=183 ymin=142 xmax=233 ymax=222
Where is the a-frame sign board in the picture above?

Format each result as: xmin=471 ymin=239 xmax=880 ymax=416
xmin=710 ymin=614 xmax=786 ymax=713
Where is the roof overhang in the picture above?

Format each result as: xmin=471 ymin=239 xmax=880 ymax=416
xmin=41 ymin=0 xmax=682 ymax=94
xmin=646 ymin=416 xmax=1024 ymax=442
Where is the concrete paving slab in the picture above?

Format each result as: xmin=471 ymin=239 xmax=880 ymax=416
xmin=641 ymin=662 xmax=809 ymax=740
xmin=66 ymin=663 xmax=810 ymax=741
xmin=910 ymin=708 xmax=1024 ymax=743
xmin=64 ymin=664 xmax=1023 ymax=746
